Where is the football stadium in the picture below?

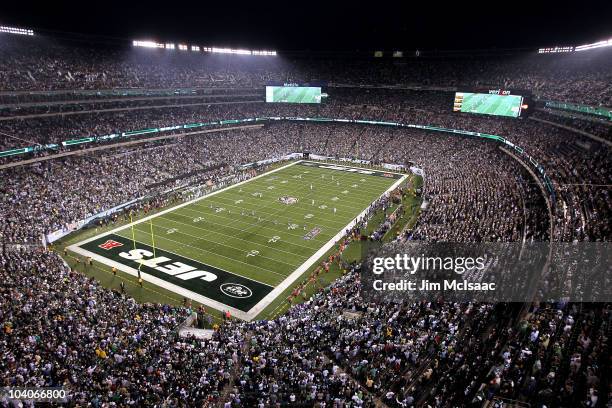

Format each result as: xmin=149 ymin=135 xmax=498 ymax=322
xmin=0 ymin=4 xmax=610 ymax=407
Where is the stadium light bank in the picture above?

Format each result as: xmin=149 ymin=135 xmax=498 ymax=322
xmin=575 ymin=38 xmax=612 ymax=51
xmin=133 ymin=40 xmax=276 ymax=56
xmin=538 ymin=37 xmax=612 ymax=53
xmin=0 ymin=25 xmax=34 ymax=36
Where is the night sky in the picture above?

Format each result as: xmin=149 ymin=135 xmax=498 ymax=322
xmin=1 ymin=1 xmax=611 ymax=51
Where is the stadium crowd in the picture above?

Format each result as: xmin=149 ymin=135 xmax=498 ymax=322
xmin=0 ymin=33 xmax=610 ymax=407
xmin=2 ymin=97 xmax=609 ymax=245
xmin=2 ymin=248 xmax=607 ymax=406
xmin=12 ymin=100 xmax=610 ymax=243
xmin=2 ymin=119 xmax=608 ymax=406
xmin=0 ymin=249 xmax=244 ymax=406
xmin=1 ymin=35 xmax=611 ymax=105
xmin=2 ymin=120 xmax=563 ymax=246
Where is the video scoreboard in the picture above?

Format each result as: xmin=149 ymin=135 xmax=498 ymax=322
xmin=453 ymin=89 xmax=530 ymax=118
xmin=265 ymin=83 xmax=327 ymax=104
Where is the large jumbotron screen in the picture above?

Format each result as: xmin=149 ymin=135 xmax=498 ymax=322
xmin=453 ymin=92 xmax=524 ymax=118
xmin=266 ymin=86 xmax=322 ymax=103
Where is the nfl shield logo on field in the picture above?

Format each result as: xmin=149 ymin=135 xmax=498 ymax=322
xmin=98 ymin=239 xmax=124 ymax=250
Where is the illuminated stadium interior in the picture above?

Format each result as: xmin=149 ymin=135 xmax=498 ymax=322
xmin=0 ymin=4 xmax=610 ymax=407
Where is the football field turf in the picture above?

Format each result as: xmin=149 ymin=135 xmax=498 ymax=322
xmin=460 ymin=93 xmax=522 ymax=117
xmin=69 ymin=161 xmax=406 ymax=320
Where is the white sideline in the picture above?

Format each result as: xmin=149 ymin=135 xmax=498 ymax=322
xmin=68 ymin=160 xmax=407 ymax=321
xmin=245 ymin=171 xmax=407 ymax=319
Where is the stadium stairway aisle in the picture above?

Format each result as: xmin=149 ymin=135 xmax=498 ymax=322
xmin=218 ymin=329 xmax=254 ymax=406
xmin=321 ymin=353 xmax=389 ymax=408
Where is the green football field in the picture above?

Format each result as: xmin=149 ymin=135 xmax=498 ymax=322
xmin=69 ymin=161 xmax=405 ymax=320
xmin=458 ymin=92 xmax=522 ymax=117
xmin=266 ymin=86 xmax=321 ymax=103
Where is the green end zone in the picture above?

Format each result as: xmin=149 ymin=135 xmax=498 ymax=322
xmin=68 ymin=160 xmax=406 ymax=320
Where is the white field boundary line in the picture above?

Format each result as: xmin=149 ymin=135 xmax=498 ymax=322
xmin=205 ymin=180 xmax=389 ymax=213
xmin=167 ymin=167 xmax=398 ymax=244
xmin=68 ymin=244 xmax=267 ymax=321
xmin=68 ymin=160 xmax=302 ymax=248
xmin=193 ymin=197 xmax=350 ymax=229
xmin=149 ymin=214 xmax=318 ymax=256
xmin=123 ymin=220 xmax=302 ymax=270
xmin=168 ymin=209 xmax=327 ymax=246
xmin=114 ymin=226 xmax=294 ymax=279
xmin=67 ymin=160 xmax=302 ymax=321
xmin=245 ymin=172 xmax=408 ymax=319
xmin=300 ymin=160 xmax=406 ymax=176
xmin=68 ymin=160 xmax=408 ymax=321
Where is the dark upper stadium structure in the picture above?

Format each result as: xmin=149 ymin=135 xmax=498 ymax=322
xmin=0 ymin=12 xmax=610 ymax=408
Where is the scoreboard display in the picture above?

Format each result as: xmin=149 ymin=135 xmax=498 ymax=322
xmin=265 ymin=84 xmax=326 ymax=104
xmin=453 ymin=89 xmax=528 ymax=118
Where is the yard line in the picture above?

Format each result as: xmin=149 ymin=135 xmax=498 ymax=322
xmin=215 ymin=185 xmax=377 ymax=212
xmin=287 ymin=162 xmax=392 ymax=186
xmin=253 ymin=176 xmax=392 ymax=197
xmin=250 ymin=167 xmax=393 ymax=197
xmin=116 ymin=228 xmax=290 ymax=282
xmin=289 ymin=161 xmax=399 ymax=178
xmin=175 ymin=206 xmax=331 ymax=243
xmin=223 ymin=164 xmax=386 ymax=238
xmin=162 ymin=210 xmax=323 ymax=248
xmin=156 ymin=213 xmax=317 ymax=257
xmin=197 ymin=167 xmax=356 ymax=239
xmin=204 ymin=190 xmax=370 ymax=224
xmin=194 ymin=166 xmax=389 ymax=231
xmin=205 ymin=187 xmax=362 ymax=214
xmin=130 ymin=222 xmax=302 ymax=269
xmin=272 ymin=173 xmax=390 ymax=203
xmin=293 ymin=163 xmax=401 ymax=182
xmin=196 ymin=197 xmax=351 ymax=228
